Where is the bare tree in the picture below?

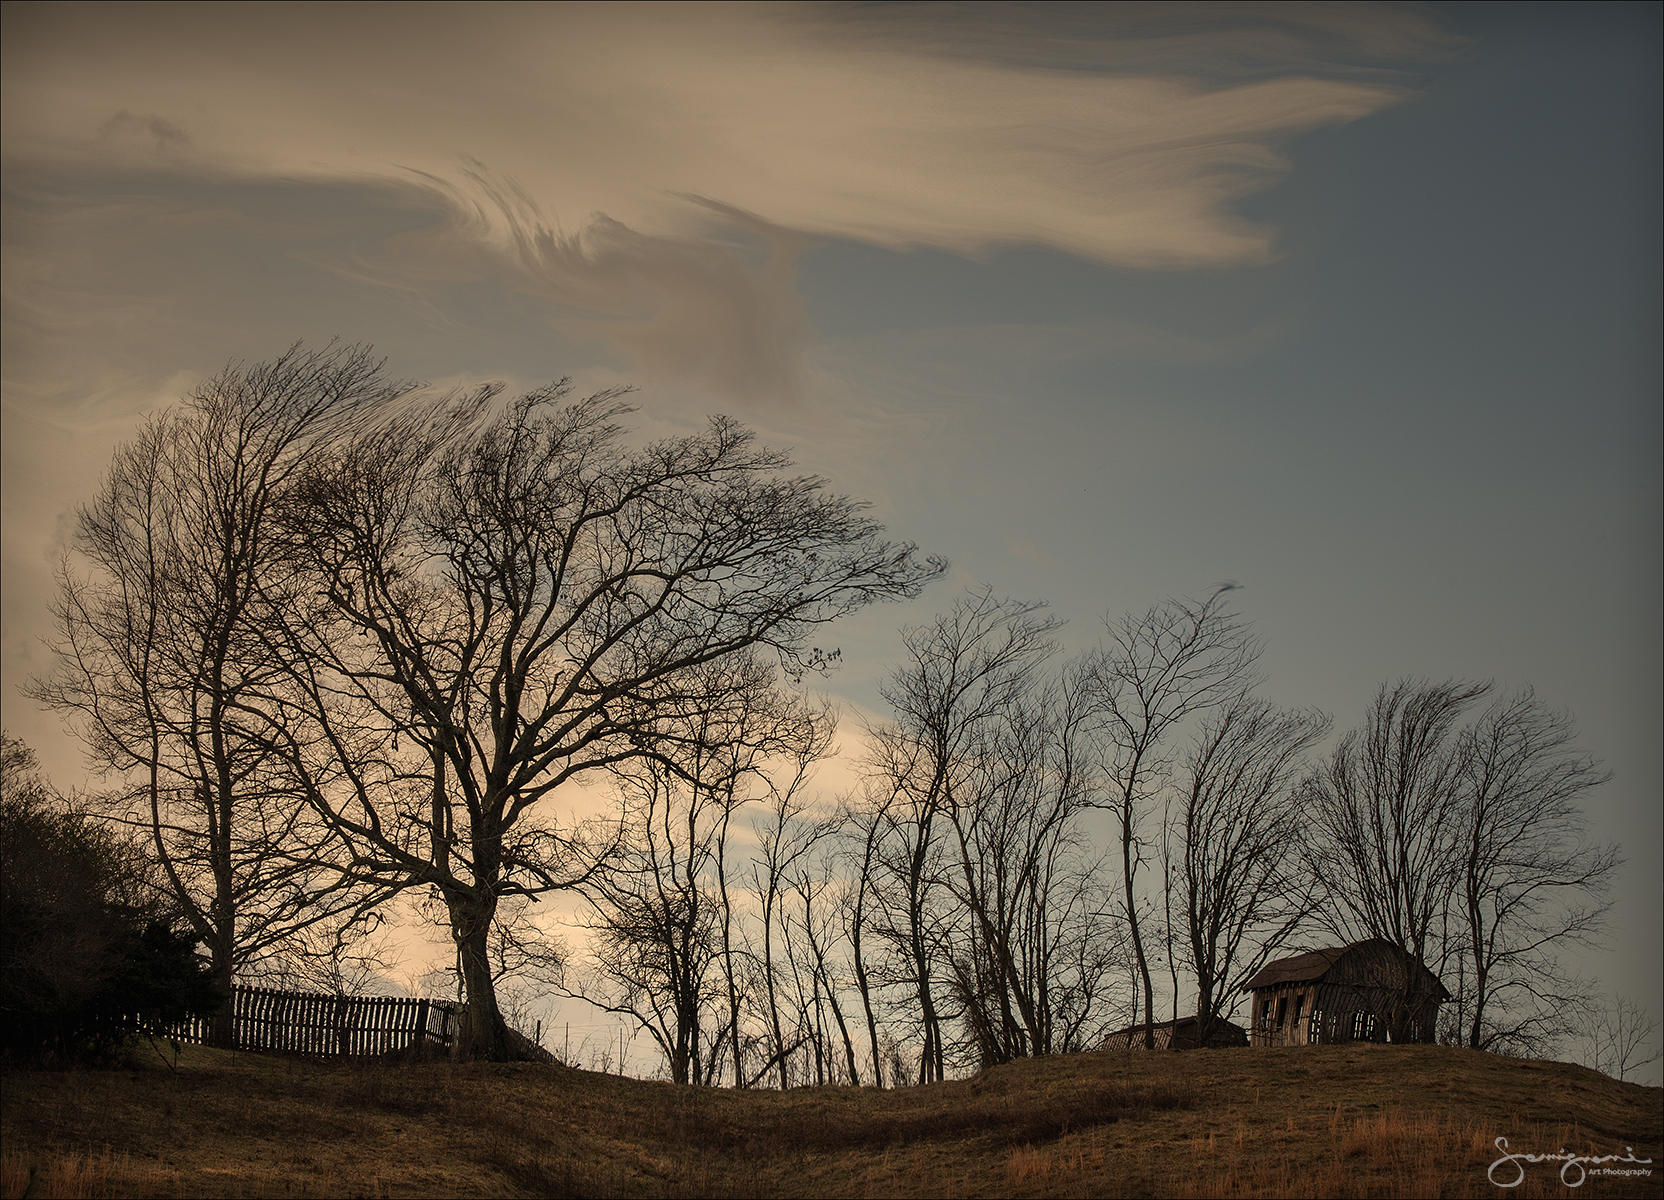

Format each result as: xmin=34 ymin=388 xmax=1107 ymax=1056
xmin=28 ymin=345 xmax=399 ymax=1001
xmin=941 ymin=656 xmax=1122 ymax=1064
xmin=857 ymin=716 xmax=950 ymax=1083
xmin=571 ymin=660 xmax=828 ymax=1085
xmin=1177 ymin=695 xmax=1330 ymax=1043
xmin=1579 ymin=994 xmax=1662 ymax=1083
xmin=786 ymin=848 xmax=862 ymax=1085
xmin=862 ymin=589 xmax=1059 ymax=1080
xmin=1304 ymin=678 xmax=1617 ymax=1052
xmin=1083 ymin=587 xmax=1261 ymax=1047
xmin=576 ymin=761 xmax=726 ymax=1085
xmin=280 ymin=380 xmax=942 ymax=1059
xmin=1301 ymin=679 xmax=1490 ymax=1038
xmin=701 ymin=660 xmax=832 ymax=1088
xmin=746 ymin=732 xmax=834 ymax=1088
xmin=857 ymin=590 xmax=1125 ymax=1074
xmin=839 ymin=794 xmax=890 ymax=1087
xmin=1452 ymin=689 xmax=1616 ymax=1053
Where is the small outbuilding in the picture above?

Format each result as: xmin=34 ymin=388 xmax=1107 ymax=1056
xmin=1241 ymin=938 xmax=1449 ymax=1048
xmin=1101 ymin=1014 xmax=1248 ymax=1051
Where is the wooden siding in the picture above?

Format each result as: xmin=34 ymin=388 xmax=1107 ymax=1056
xmin=1247 ymin=941 xmax=1444 ymax=1048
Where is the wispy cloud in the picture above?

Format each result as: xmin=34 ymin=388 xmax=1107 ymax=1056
xmin=1 ymin=3 xmax=1443 ymax=400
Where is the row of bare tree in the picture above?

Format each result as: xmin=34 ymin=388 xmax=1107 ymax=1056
xmin=567 ymin=579 xmax=1622 ymax=1088
xmin=27 ymin=343 xmax=1627 ymax=1078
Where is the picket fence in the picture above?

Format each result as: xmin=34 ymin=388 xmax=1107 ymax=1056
xmin=168 ymin=984 xmax=461 ymax=1058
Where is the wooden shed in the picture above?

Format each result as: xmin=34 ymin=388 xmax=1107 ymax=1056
xmin=1241 ymin=939 xmax=1449 ymax=1048
xmin=1101 ymin=1014 xmax=1248 ymax=1051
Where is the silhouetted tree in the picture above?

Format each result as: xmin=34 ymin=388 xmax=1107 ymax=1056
xmin=1451 ymin=689 xmax=1615 ymax=1052
xmin=839 ymin=794 xmax=889 ymax=1087
xmin=746 ymin=732 xmax=835 ymax=1087
xmin=571 ymin=666 xmax=829 ymax=1085
xmin=26 ymin=345 xmax=397 ymax=1003
xmin=1301 ymin=679 xmax=1489 ymax=1039
xmin=1177 ymin=696 xmax=1329 ymax=1043
xmin=859 ymin=590 xmax=1124 ymax=1074
xmin=861 ymin=590 xmax=1057 ymax=1079
xmin=281 ymin=381 xmax=943 ymax=1059
xmin=1 ymin=735 xmax=219 ymax=1063
xmin=1082 ymin=587 xmax=1261 ymax=1048
xmin=1579 ymin=994 xmax=1661 ymax=1083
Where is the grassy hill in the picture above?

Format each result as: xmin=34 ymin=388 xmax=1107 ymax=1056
xmin=3 ymin=1042 xmax=1658 ymax=1198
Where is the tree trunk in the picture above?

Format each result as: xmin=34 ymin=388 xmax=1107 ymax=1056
xmin=209 ymin=784 xmax=238 ymax=1048
xmin=717 ymin=812 xmax=744 ymax=1088
xmin=1122 ymin=808 xmax=1155 ymax=1049
xmin=1194 ymin=970 xmax=1216 ymax=1047
xmin=762 ymin=891 xmax=789 ymax=1089
xmin=446 ymin=890 xmax=512 ymax=1061
xmin=208 ymin=941 xmax=237 ymax=1048
xmin=851 ymin=902 xmax=883 ymax=1088
xmin=915 ymin=942 xmax=942 ymax=1084
xmin=828 ymin=977 xmax=860 ymax=1087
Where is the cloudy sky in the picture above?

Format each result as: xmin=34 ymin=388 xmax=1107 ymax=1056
xmin=3 ymin=2 xmax=1659 ymax=1061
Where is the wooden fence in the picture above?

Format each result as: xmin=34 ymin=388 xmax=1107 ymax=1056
xmin=166 ymin=984 xmax=462 ymax=1058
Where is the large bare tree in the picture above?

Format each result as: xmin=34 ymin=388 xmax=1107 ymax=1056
xmin=1304 ymin=679 xmax=1618 ymax=1052
xmin=1300 ymin=679 xmax=1489 ymax=1039
xmin=1083 ymin=587 xmax=1261 ymax=1047
xmin=28 ymin=345 xmax=399 ymax=1000
xmin=858 ymin=589 xmax=1123 ymax=1073
xmin=1177 ymin=695 xmax=1329 ymax=1044
xmin=1452 ymin=688 xmax=1615 ymax=1052
xmin=939 ymin=654 xmax=1121 ymax=1065
xmin=280 ymin=382 xmax=941 ymax=1059
xmin=861 ymin=589 xmax=1059 ymax=1080
xmin=571 ymin=653 xmax=830 ymax=1085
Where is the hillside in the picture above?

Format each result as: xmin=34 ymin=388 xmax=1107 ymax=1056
xmin=3 ymin=1042 xmax=1658 ymax=1198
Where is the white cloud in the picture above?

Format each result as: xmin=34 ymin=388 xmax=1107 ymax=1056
xmin=3 ymin=4 xmax=1434 ymax=405
xmin=5 ymin=4 xmax=1415 ymax=269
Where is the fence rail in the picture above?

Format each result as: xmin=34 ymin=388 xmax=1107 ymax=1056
xmin=166 ymin=984 xmax=461 ymax=1058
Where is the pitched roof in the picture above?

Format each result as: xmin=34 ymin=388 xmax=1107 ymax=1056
xmin=1239 ymin=938 xmax=1453 ymax=998
xmin=1102 ymin=1015 xmax=1248 ymax=1044
xmin=1239 ymin=945 xmax=1350 ymax=992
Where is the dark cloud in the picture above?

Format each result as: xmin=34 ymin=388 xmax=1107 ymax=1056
xmin=405 ymin=167 xmax=812 ymax=408
xmin=98 ymin=110 xmax=191 ymax=154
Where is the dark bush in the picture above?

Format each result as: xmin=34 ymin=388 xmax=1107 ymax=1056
xmin=0 ymin=735 xmax=221 ymax=1063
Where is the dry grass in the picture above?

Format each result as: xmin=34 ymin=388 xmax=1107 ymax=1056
xmin=2 ymin=1042 xmax=1658 ymax=1198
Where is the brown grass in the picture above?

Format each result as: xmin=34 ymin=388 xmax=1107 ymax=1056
xmin=2 ymin=1042 xmax=1658 ymax=1198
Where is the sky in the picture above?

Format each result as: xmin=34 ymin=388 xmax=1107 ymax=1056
xmin=3 ymin=2 xmax=1659 ymax=1075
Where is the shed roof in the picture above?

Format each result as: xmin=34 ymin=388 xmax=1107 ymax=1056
xmin=1239 ymin=945 xmax=1351 ymax=992
xmin=1239 ymin=938 xmax=1451 ymax=998
xmin=1102 ymin=1015 xmax=1248 ymax=1044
